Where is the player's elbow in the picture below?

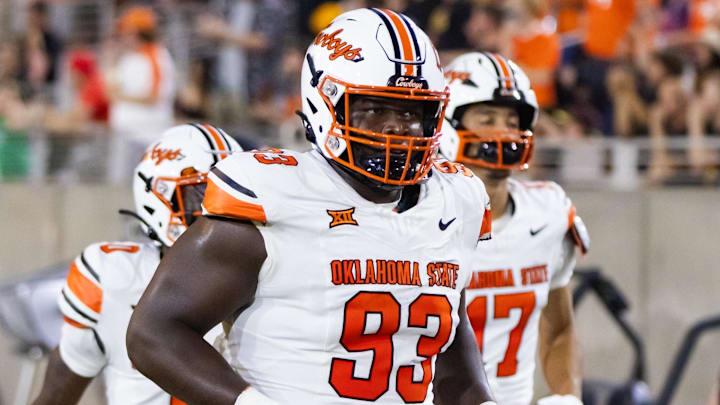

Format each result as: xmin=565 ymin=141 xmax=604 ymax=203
xmin=126 ymin=309 xmax=160 ymax=375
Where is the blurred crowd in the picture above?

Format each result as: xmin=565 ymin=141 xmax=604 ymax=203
xmin=1 ymin=0 xmax=719 ymax=184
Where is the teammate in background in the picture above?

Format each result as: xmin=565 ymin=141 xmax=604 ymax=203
xmin=31 ymin=124 xmax=241 ymax=405
xmin=440 ymin=53 xmax=589 ymax=405
xmin=128 ymin=8 xmax=496 ymax=405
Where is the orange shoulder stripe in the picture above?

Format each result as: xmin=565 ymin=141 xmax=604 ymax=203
xmin=170 ymin=398 xmax=188 ymax=405
xmin=204 ymin=178 xmax=267 ymax=223
xmin=480 ymin=208 xmax=492 ymax=238
xmin=63 ymin=316 xmax=89 ymax=329
xmin=567 ymin=204 xmax=576 ymax=230
xmin=67 ymin=263 xmax=102 ymax=313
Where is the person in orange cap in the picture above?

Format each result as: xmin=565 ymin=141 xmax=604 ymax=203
xmin=107 ymin=5 xmax=176 ymax=184
xmin=116 ymin=6 xmax=157 ymax=36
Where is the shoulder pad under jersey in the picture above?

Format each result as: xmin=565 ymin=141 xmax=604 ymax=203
xmin=431 ymin=159 xmax=492 ymax=242
xmin=203 ymin=148 xmax=305 ymax=225
xmin=58 ymin=241 xmax=155 ymax=328
xmin=513 ymin=179 xmax=589 ymax=254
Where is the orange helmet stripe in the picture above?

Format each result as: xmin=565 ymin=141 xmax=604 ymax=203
xmin=380 ymin=9 xmax=416 ymax=76
xmin=201 ymin=124 xmax=227 ymax=152
xmin=489 ymin=53 xmax=514 ymax=90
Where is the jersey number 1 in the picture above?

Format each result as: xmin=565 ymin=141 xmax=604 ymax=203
xmin=329 ymin=291 xmax=452 ymax=402
xmin=467 ymin=291 xmax=535 ymax=377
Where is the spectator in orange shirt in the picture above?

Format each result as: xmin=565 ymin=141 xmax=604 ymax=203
xmin=576 ymin=0 xmax=636 ymax=134
xmin=584 ymin=0 xmax=636 ymax=60
xmin=556 ymin=0 xmax=583 ymax=35
xmin=511 ymin=0 xmax=561 ymax=108
xmin=690 ymin=0 xmax=720 ymax=37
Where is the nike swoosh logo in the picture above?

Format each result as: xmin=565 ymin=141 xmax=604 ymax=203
xmin=439 ymin=217 xmax=456 ymax=231
xmin=530 ymin=224 xmax=548 ymax=236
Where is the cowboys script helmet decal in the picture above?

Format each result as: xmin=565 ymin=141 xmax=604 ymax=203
xmin=440 ymin=52 xmax=538 ymax=170
xmin=133 ymin=124 xmax=242 ymax=246
xmin=301 ymin=8 xmax=449 ymax=186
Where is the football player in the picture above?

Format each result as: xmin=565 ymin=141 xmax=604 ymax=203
xmin=127 ymin=8 xmax=497 ymax=405
xmin=440 ymin=52 xmax=590 ymax=405
xmin=31 ymin=124 xmax=242 ymax=405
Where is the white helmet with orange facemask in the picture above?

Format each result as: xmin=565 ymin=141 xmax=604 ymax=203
xmin=298 ymin=8 xmax=449 ymax=188
xmin=132 ymin=124 xmax=242 ymax=246
xmin=440 ymin=52 xmax=538 ymax=170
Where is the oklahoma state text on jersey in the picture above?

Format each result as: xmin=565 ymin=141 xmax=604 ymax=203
xmin=202 ymin=149 xmax=491 ymax=404
xmin=465 ymin=179 xmax=584 ymax=405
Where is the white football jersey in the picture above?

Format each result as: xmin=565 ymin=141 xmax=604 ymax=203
xmin=58 ymin=241 xmax=189 ymax=405
xmin=202 ymin=149 xmax=492 ymax=405
xmin=465 ymin=179 xmax=581 ymax=405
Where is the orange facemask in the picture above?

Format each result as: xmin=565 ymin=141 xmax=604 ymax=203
xmin=152 ymin=168 xmax=207 ymax=243
xmin=453 ymin=127 xmax=534 ymax=170
xmin=318 ymin=76 xmax=450 ymax=186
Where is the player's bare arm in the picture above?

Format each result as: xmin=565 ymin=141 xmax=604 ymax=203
xmin=31 ymin=349 xmax=92 ymax=405
xmin=539 ymin=285 xmax=582 ymax=397
xmin=434 ymin=291 xmax=495 ymax=405
xmin=127 ymin=216 xmax=267 ymax=405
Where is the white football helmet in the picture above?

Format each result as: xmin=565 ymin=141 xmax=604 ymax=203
xmin=132 ymin=124 xmax=242 ymax=246
xmin=299 ymin=8 xmax=449 ymax=187
xmin=440 ymin=52 xmax=538 ymax=170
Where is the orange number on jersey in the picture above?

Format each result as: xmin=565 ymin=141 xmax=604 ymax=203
xmin=467 ymin=295 xmax=487 ymax=352
xmin=467 ymin=291 xmax=536 ymax=377
xmin=253 ymin=148 xmax=298 ymax=166
xmin=494 ymin=292 xmax=535 ymax=376
xmin=330 ymin=292 xmax=453 ymax=402
xmin=433 ymin=160 xmax=473 ymax=177
xmin=330 ymin=292 xmax=399 ymax=400
xmin=100 ymin=243 xmax=140 ymax=254
xmin=396 ymin=294 xmax=452 ymax=402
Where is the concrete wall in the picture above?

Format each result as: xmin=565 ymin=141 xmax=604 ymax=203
xmin=0 ymin=185 xmax=718 ymax=404
xmin=560 ymin=189 xmax=720 ymax=404
xmin=0 ymin=184 xmax=133 ymax=405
